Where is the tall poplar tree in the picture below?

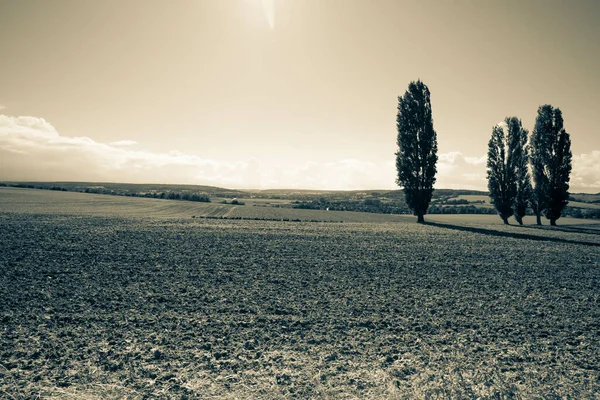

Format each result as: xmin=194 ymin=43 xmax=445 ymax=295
xmin=530 ymin=106 xmax=552 ymax=224
xmin=486 ymin=119 xmax=517 ymax=224
xmin=395 ymin=80 xmax=438 ymax=223
xmin=544 ymin=111 xmax=572 ymax=225
xmin=530 ymin=105 xmax=572 ymax=225
xmin=510 ymin=118 xmax=532 ymax=225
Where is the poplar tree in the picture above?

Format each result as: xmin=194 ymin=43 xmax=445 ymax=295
xmin=530 ymin=105 xmax=572 ymax=225
xmin=395 ymin=80 xmax=438 ymax=223
xmin=530 ymin=106 xmax=552 ymax=224
xmin=486 ymin=119 xmax=517 ymax=224
xmin=511 ymin=118 xmax=532 ymax=225
xmin=544 ymin=112 xmax=572 ymax=225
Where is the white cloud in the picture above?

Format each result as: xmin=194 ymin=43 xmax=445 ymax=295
xmin=571 ymin=151 xmax=600 ymax=192
xmin=436 ymin=151 xmax=487 ymax=190
xmin=0 ymin=114 xmax=258 ymax=186
xmin=435 ymin=150 xmax=600 ymax=193
xmin=0 ymin=114 xmax=400 ymax=190
xmin=261 ymin=159 xmax=396 ymax=191
xmin=109 ymin=140 xmax=138 ymax=147
xmin=0 ymin=114 xmax=598 ymax=192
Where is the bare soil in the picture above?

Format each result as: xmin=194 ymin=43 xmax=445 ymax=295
xmin=1 ymin=202 xmax=599 ymax=398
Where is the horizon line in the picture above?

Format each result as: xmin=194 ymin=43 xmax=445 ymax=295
xmin=2 ymin=180 xmax=599 ymax=195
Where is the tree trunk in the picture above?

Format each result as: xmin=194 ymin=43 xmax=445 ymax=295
xmin=502 ymin=216 xmax=509 ymax=225
xmin=536 ymin=213 xmax=542 ymax=225
xmin=550 ymin=219 xmax=557 ymax=226
xmin=417 ymin=214 xmax=425 ymax=223
xmin=514 ymin=215 xmax=523 ymax=225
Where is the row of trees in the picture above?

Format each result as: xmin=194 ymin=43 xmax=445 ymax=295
xmin=486 ymin=107 xmax=572 ymax=225
xmin=395 ymin=80 xmax=572 ymax=225
xmin=82 ymin=187 xmax=211 ymax=202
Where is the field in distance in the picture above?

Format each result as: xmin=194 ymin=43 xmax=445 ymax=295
xmin=0 ymin=187 xmax=412 ymax=223
xmin=4 ymin=182 xmax=600 ymax=222
xmin=1 ymin=187 xmax=599 ymax=227
xmin=1 ymin=187 xmax=599 ymax=398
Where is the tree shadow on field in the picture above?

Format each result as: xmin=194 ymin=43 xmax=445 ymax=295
xmin=521 ymin=224 xmax=600 ymax=236
xmin=424 ymin=221 xmax=600 ymax=248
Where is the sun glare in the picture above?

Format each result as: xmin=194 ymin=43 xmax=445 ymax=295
xmin=261 ymin=0 xmax=275 ymax=29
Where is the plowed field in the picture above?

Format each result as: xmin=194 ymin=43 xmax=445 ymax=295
xmin=1 ymin=189 xmax=599 ymax=398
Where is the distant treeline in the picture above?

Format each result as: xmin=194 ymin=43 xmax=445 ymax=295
xmin=293 ymin=198 xmax=407 ymax=214
xmin=0 ymin=183 xmax=69 ymax=191
xmin=562 ymin=207 xmax=600 ymax=219
xmin=429 ymin=205 xmax=497 ymax=215
xmin=84 ymin=187 xmax=210 ymax=202
xmin=294 ymin=198 xmax=498 ymax=215
xmin=0 ymin=183 xmax=211 ymax=203
xmin=291 ymin=196 xmax=599 ymax=218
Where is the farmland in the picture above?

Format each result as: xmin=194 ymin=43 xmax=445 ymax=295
xmin=0 ymin=188 xmax=412 ymax=223
xmin=1 ymin=188 xmax=600 ymax=398
xmin=4 ymin=182 xmax=600 ymax=220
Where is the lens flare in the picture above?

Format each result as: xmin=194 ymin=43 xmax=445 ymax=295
xmin=261 ymin=0 xmax=275 ymax=29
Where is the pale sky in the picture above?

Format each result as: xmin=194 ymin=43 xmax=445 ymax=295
xmin=1 ymin=0 xmax=599 ymax=191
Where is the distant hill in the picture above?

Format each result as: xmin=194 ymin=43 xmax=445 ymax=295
xmin=1 ymin=181 xmax=247 ymax=197
xmin=3 ymin=181 xmax=597 ymax=203
xmin=1 ymin=181 xmax=598 ymax=218
xmin=0 ymin=182 xmax=488 ymax=198
xmin=570 ymin=193 xmax=600 ymax=204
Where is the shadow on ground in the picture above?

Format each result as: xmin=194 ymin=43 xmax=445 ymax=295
xmin=522 ymin=224 xmax=600 ymax=236
xmin=425 ymin=221 xmax=600 ymax=248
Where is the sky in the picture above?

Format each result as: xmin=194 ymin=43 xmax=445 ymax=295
xmin=0 ymin=0 xmax=599 ymax=192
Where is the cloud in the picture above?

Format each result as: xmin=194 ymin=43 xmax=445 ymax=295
xmin=261 ymin=159 xmax=396 ymax=191
xmin=0 ymin=114 xmax=599 ymax=192
xmin=109 ymin=140 xmax=138 ymax=146
xmin=571 ymin=151 xmax=600 ymax=192
xmin=436 ymin=151 xmax=487 ymax=190
xmin=435 ymin=150 xmax=600 ymax=193
xmin=0 ymin=114 xmax=397 ymax=189
xmin=0 ymin=114 xmax=259 ymax=186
